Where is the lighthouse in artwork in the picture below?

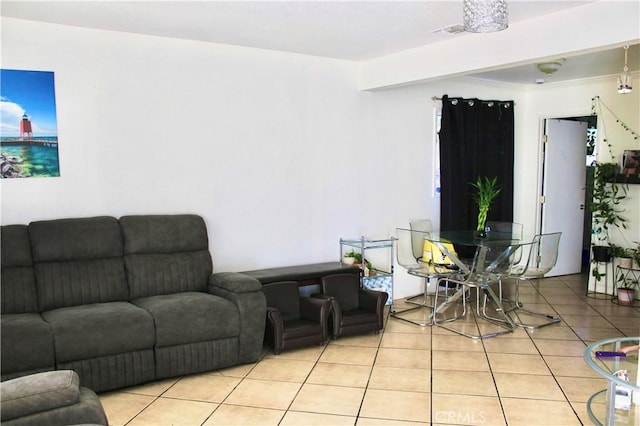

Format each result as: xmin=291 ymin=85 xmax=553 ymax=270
xmin=19 ymin=113 xmax=33 ymax=140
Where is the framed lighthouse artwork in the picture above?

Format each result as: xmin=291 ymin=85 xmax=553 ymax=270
xmin=0 ymin=69 xmax=60 ymax=178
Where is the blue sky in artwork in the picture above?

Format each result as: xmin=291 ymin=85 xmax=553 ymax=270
xmin=1 ymin=69 xmax=58 ymax=137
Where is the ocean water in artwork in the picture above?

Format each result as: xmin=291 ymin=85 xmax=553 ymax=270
xmin=1 ymin=141 xmax=60 ymax=178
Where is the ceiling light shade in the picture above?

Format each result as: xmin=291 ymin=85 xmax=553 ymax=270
xmin=536 ymin=60 xmax=565 ymax=76
xmin=463 ymin=0 xmax=508 ymax=33
xmin=618 ymin=45 xmax=632 ymax=94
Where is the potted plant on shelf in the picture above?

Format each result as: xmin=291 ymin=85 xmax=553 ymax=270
xmin=470 ymin=176 xmax=501 ymax=238
xmin=589 ymin=162 xmax=628 ymax=281
xmin=343 ymin=251 xmax=374 ymax=276
xmin=342 ymin=251 xmax=357 ymax=265
xmin=611 ymin=245 xmax=634 ymax=269
xmin=616 ymin=277 xmax=637 ymax=305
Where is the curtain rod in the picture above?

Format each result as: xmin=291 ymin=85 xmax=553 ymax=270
xmin=432 ymin=96 xmax=515 ymax=106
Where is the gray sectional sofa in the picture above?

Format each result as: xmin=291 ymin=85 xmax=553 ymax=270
xmin=0 ymin=214 xmax=266 ymax=393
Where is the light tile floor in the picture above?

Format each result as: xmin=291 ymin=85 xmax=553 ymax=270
xmin=99 ymin=273 xmax=640 ymax=425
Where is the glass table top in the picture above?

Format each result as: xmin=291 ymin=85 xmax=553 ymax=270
xmin=584 ymin=337 xmax=640 ymax=426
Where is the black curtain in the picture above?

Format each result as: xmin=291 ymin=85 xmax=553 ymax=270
xmin=439 ymin=95 xmax=514 ymax=231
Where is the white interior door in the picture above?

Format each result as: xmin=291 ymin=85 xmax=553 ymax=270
xmin=540 ymin=119 xmax=588 ymax=276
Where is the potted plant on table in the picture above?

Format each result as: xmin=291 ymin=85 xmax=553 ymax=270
xmin=470 ymin=176 xmax=501 ymax=238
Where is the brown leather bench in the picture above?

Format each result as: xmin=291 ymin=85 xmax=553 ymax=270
xmin=242 ymin=261 xmax=361 ymax=295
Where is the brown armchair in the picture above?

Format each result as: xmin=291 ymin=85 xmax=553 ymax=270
xmin=318 ymin=273 xmax=388 ymax=339
xmin=262 ymin=281 xmax=332 ymax=355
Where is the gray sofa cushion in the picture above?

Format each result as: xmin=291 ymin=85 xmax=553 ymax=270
xmin=124 ymin=251 xmax=213 ymax=298
xmin=120 ymin=215 xmax=213 ymax=298
xmin=1 ymin=225 xmax=38 ymax=314
xmin=42 ymin=302 xmax=155 ymax=363
xmin=29 ymin=217 xmax=129 ymax=311
xmin=1 ymin=314 xmax=55 ymax=378
xmin=134 ymin=292 xmax=239 ymax=347
xmin=120 ymin=214 xmax=209 ymax=254
xmin=0 ymin=370 xmax=108 ymax=425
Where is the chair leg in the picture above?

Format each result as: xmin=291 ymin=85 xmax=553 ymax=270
xmin=507 ymin=278 xmax=561 ymax=329
xmin=434 ymin=280 xmax=515 ymax=339
xmin=391 ymin=277 xmax=434 ymax=327
xmin=404 ymin=277 xmax=433 ymax=307
xmin=431 ymin=277 xmax=467 ymax=325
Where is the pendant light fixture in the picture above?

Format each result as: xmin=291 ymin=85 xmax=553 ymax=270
xmin=463 ymin=0 xmax=508 ymax=33
xmin=617 ymin=45 xmax=632 ymax=94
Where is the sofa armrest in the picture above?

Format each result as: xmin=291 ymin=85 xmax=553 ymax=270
xmin=1 ymin=370 xmax=79 ymax=421
xmin=300 ymin=297 xmax=332 ymax=340
xmin=310 ymin=294 xmax=338 ymax=338
xmin=208 ymin=272 xmax=266 ymax=363
xmin=0 ymin=370 xmax=107 ymax=425
xmin=359 ymin=289 xmax=388 ymax=330
xmin=209 ymin=272 xmax=262 ymax=293
xmin=359 ymin=289 xmax=384 ymax=311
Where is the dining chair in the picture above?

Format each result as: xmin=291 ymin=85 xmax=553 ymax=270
xmin=431 ymin=239 xmax=531 ymax=339
xmin=394 ymin=226 xmax=459 ymax=326
xmin=485 ymin=221 xmax=524 ymax=239
xmin=504 ymin=232 xmax=562 ymax=329
xmin=484 ymin=221 xmax=524 ymax=302
xmin=405 ymin=219 xmax=435 ymax=307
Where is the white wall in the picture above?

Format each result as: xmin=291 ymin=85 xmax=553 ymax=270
xmin=2 ymin=17 xmax=638 ymax=300
xmin=0 ymin=18 xmax=439 ymax=280
xmin=521 ymin=77 xmax=640 ymax=244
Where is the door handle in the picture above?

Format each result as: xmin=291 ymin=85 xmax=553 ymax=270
xmin=579 ymin=204 xmax=585 ymax=210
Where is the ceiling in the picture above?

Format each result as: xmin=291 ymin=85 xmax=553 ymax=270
xmin=2 ymin=1 xmax=639 ymax=85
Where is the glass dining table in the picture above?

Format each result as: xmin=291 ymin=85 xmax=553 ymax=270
xmin=425 ymin=229 xmax=533 ymax=338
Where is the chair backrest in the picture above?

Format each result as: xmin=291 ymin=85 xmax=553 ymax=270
xmin=395 ymin=227 xmax=427 ymax=269
xmin=479 ymin=241 xmax=531 ymax=277
xmin=321 ymin=273 xmax=361 ymax=312
xmin=409 ymin=220 xmax=433 ymax=259
xmin=262 ymin=281 xmax=301 ymax=321
xmin=485 ymin=221 xmax=524 ymax=239
xmin=522 ymin=232 xmax=562 ymax=278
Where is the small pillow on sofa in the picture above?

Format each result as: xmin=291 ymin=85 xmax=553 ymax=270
xmin=0 ymin=370 xmax=79 ymax=421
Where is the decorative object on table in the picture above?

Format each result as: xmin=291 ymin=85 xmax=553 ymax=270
xmin=613 ymin=370 xmax=632 ymax=410
xmin=470 ymin=176 xmax=501 ymax=237
xmin=589 ymin=162 xmax=628 ymax=282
